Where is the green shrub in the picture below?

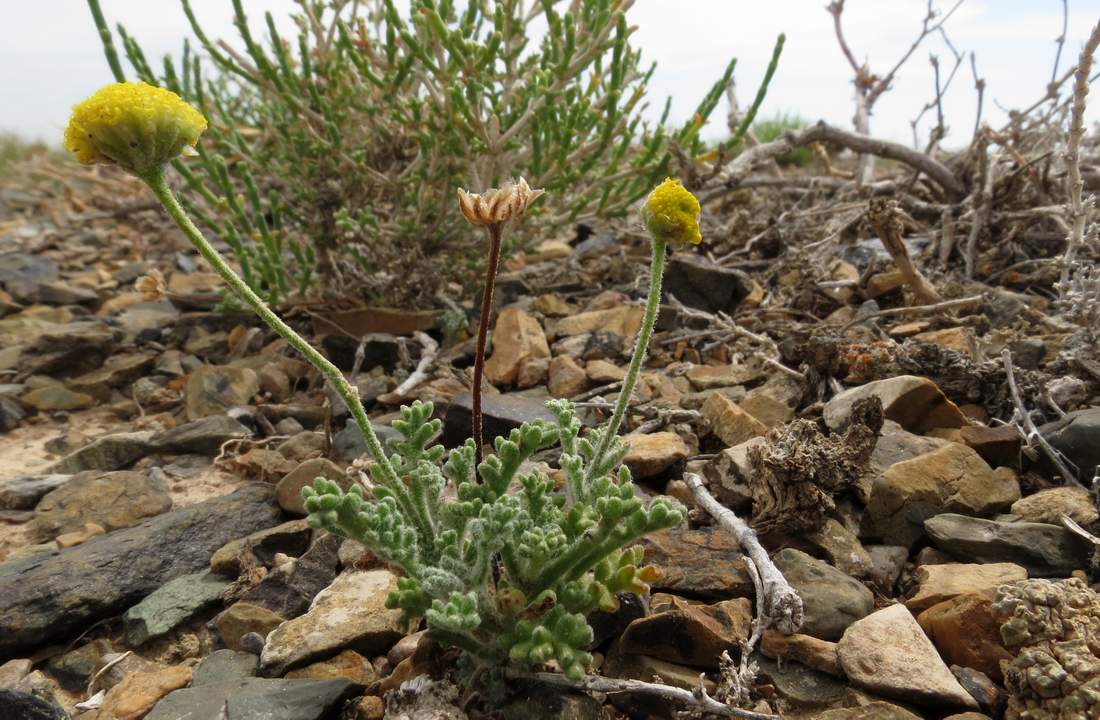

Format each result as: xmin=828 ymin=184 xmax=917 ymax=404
xmin=88 ymin=0 xmax=753 ymax=304
xmin=751 ymin=112 xmax=811 ymax=166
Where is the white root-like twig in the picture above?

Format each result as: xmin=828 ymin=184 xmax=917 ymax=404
xmin=1001 ymin=348 xmax=1083 ymax=487
xmin=841 ymin=294 xmax=985 ymax=331
xmin=391 ymin=331 xmax=440 ymax=397
xmin=1060 ymin=20 xmax=1100 ymax=284
xmin=685 ymin=473 xmax=804 ymax=635
xmin=505 ymin=671 xmax=778 ymax=720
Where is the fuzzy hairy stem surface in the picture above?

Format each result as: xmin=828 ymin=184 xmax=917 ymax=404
xmin=472 ymin=224 xmax=504 ymax=465
xmin=1061 ymin=20 xmax=1100 ymax=284
xmin=144 ymin=171 xmax=402 ymax=492
xmin=585 ymin=235 xmax=667 ymax=481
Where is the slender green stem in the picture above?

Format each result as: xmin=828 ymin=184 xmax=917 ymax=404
xmin=86 ymin=0 xmax=126 ymax=82
xmin=143 ymin=171 xmax=402 ymax=492
xmin=584 ymin=236 xmax=667 ymax=482
xmin=472 ymin=223 xmax=504 ymax=466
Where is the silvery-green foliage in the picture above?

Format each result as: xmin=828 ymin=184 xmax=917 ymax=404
xmin=301 ymin=398 xmax=684 ymax=680
xmin=88 ymin=0 xmax=750 ymax=302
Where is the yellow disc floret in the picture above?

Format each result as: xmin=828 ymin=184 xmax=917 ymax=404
xmin=642 ymin=177 xmax=702 ymax=248
xmin=64 ymin=82 xmax=207 ymax=177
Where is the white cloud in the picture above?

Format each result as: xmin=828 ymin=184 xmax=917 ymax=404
xmin=5 ymin=0 xmax=1097 ymax=149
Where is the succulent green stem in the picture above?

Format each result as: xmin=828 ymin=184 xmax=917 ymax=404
xmin=584 ymin=236 xmax=667 ymax=482
xmin=144 ymin=171 xmax=402 ymax=492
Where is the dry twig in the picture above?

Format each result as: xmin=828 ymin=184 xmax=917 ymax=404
xmin=1060 ymin=20 xmax=1100 ymax=283
xmin=867 ymin=197 xmax=943 ymax=303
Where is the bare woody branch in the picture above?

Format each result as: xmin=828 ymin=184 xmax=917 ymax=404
xmin=867 ymin=197 xmax=944 ymax=304
xmin=708 ymin=120 xmax=967 ymax=199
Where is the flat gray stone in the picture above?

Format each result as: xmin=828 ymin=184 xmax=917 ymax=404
xmin=0 ymin=485 xmax=280 ymax=658
xmin=192 ymin=649 xmax=258 ymax=687
xmin=31 ymin=469 xmax=172 ymax=542
xmin=773 ymin=548 xmax=874 ymax=641
xmin=148 ymin=416 xmax=252 ymax=455
xmin=123 ymin=570 xmax=230 ymax=646
xmin=0 ymin=474 xmax=69 ymax=511
xmin=146 ymin=677 xmax=358 ymax=720
xmin=924 ymin=513 xmax=1091 ymax=577
xmin=45 ymin=431 xmax=153 ymax=474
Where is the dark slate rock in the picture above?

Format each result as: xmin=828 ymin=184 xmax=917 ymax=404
xmin=45 ymin=432 xmax=153 ymax=474
xmin=123 ymin=570 xmax=230 ymax=646
xmin=0 ymin=253 xmax=59 ymax=302
xmin=773 ymin=548 xmax=874 ymax=641
xmin=0 ymin=689 xmax=68 ymax=720
xmin=45 ymin=639 xmax=113 ymax=692
xmin=146 ymin=677 xmax=358 ymax=720
xmin=192 ymin=649 xmax=259 ymax=687
xmin=662 ymin=254 xmax=754 ymax=314
xmin=332 ymin=418 xmax=401 ymax=463
xmin=0 ymin=485 xmax=280 ymax=659
xmin=1040 ymin=407 xmax=1100 ymax=484
xmin=443 ymin=392 xmax=556 ymax=448
xmin=321 ymin=333 xmax=411 ymax=372
xmin=924 ymin=513 xmax=1091 ymax=577
xmin=148 ymin=416 xmax=253 ymax=455
xmin=0 ymin=395 xmax=27 ymax=432
xmin=0 ymin=475 xmax=70 ymax=511
xmin=240 ymin=532 xmax=341 ymax=619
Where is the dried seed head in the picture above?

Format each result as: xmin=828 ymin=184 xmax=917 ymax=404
xmin=64 ymin=82 xmax=208 ymax=177
xmin=642 ymin=177 xmax=702 ymax=248
xmin=456 ymin=177 xmax=544 ymax=227
xmin=135 ymin=268 xmax=167 ymax=301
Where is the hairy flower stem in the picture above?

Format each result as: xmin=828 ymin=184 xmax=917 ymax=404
xmin=584 ymin=236 xmax=667 ymax=481
xmin=144 ymin=171 xmax=403 ymax=492
xmin=472 ymin=223 xmax=504 ymax=466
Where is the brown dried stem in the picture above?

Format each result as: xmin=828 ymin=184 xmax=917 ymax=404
xmin=472 ymin=224 xmax=504 ymax=464
xmin=867 ymin=197 xmax=944 ymax=303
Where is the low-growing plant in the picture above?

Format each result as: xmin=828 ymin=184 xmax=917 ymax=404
xmin=751 ymin=112 xmax=812 ymax=167
xmin=86 ymin=0 xmax=775 ymax=305
xmin=64 ymin=81 xmax=695 ymax=684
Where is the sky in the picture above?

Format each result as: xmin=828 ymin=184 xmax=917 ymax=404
xmin=3 ymin=1 xmax=1098 ymax=150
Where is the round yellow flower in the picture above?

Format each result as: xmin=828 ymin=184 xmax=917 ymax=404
xmin=642 ymin=177 xmax=702 ymax=247
xmin=64 ymin=82 xmax=207 ymax=177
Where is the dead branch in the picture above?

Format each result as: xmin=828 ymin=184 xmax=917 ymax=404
xmin=505 ymin=671 xmax=777 ymax=720
xmin=685 ymin=473 xmax=804 ymax=635
xmin=711 ymin=121 xmax=966 ymax=199
xmin=867 ymin=197 xmax=944 ymax=303
xmin=841 ymin=293 xmax=985 ymax=330
xmin=964 ymin=131 xmax=994 ymax=279
xmin=1002 ymin=348 xmax=1083 ymax=486
xmin=391 ymin=331 xmax=440 ymax=397
xmin=1060 ymin=20 xmax=1100 ymax=283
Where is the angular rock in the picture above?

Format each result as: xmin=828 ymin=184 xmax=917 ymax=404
xmin=547 ymin=355 xmax=588 ymax=398
xmin=442 ymin=391 xmax=556 ymax=448
xmin=550 ymin=305 xmax=643 ymax=339
xmin=773 ymin=548 xmax=874 ymax=641
xmin=192 ymin=649 xmax=258 ymax=686
xmin=284 ymin=649 xmax=377 ymax=686
xmin=216 ymin=602 xmax=286 ymax=652
xmin=621 ymin=432 xmax=688 ymax=479
xmin=585 ymin=359 xmax=625 ymax=383
xmin=148 ymin=415 xmax=252 ymax=455
xmin=960 ymin=424 xmax=1022 ymax=468
xmin=0 ymin=689 xmax=68 ymax=720
xmin=210 ymin=519 xmax=313 ymax=576
xmin=146 ymin=677 xmax=359 ymax=720
xmin=20 ymin=385 xmax=96 ymax=411
xmin=185 ymin=364 xmax=260 ymax=420
xmin=904 ymin=562 xmax=1027 ymax=613
xmin=123 ymin=570 xmax=230 ymax=646
xmin=703 ymin=437 xmax=765 ymax=514
xmin=484 ymin=308 xmax=550 ymax=387
xmin=45 ymin=638 xmax=113 ymax=692
xmin=241 ymin=532 xmax=342 ymax=618
xmin=924 ymin=513 xmax=1091 ymax=577
xmin=276 ymin=458 xmax=348 ymax=515
xmin=617 ymin=594 xmax=752 ymax=668
xmin=0 ymin=474 xmax=69 ymax=511
xmin=806 ymin=517 xmax=873 ymax=578
xmin=640 ymin=525 xmax=754 ymax=599
xmin=824 ymin=375 xmax=966 ymax=433
xmin=260 ymin=569 xmax=402 ymax=676
xmin=949 ymin=666 xmax=1007 ymax=718
xmin=837 ymin=603 xmax=978 ymax=709
xmin=31 ymin=469 xmax=172 ymax=542
xmin=45 ymin=431 xmax=153 ymax=474
xmin=917 ymin=593 xmax=1012 ymax=681
xmin=866 ymin=545 xmax=909 ymax=595
xmin=332 ymin=418 xmax=401 ymax=463
xmin=754 ymin=654 xmax=848 ymax=708
xmin=759 ymin=630 xmax=842 ymax=677
xmin=97 ymin=665 xmax=193 ymax=720
xmin=0 ymin=485 xmax=280 ymax=658
xmin=808 ymin=702 xmax=922 ymax=720
xmin=662 ymin=254 xmax=754 ymax=314
xmin=868 ymin=443 xmax=1020 ymax=547
xmin=67 ymin=352 xmax=154 ymax=400
xmin=701 ymin=392 xmax=766 ymax=447
xmin=1039 ymin=407 xmax=1100 ymax=484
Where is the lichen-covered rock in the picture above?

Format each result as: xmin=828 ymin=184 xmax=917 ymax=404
xmin=992 ymin=577 xmax=1100 ymax=720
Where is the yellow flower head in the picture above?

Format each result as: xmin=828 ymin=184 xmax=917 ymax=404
xmin=642 ymin=177 xmax=702 ymax=248
xmin=64 ymin=82 xmax=207 ymax=177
